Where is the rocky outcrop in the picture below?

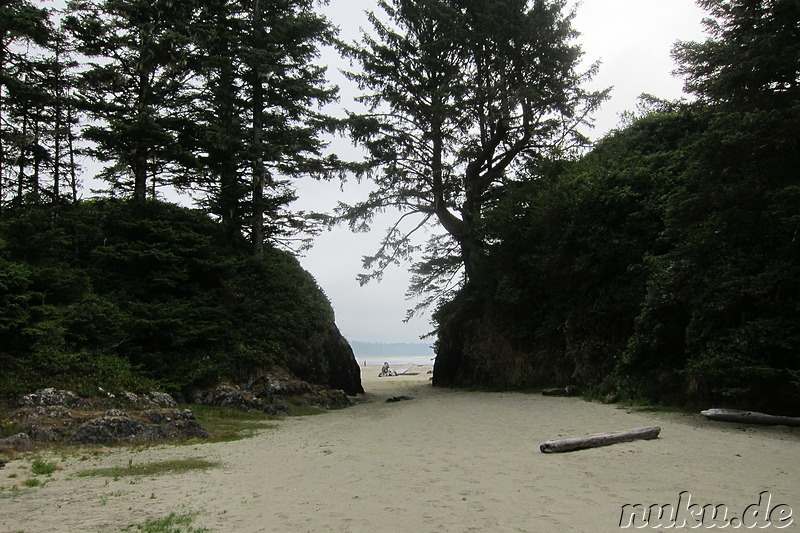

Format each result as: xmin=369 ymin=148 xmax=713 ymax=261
xmin=2 ymin=372 xmax=358 ymax=450
xmin=67 ymin=409 xmax=207 ymax=445
xmin=0 ymin=433 xmax=32 ymax=453
xmin=283 ymin=324 xmax=364 ymax=396
xmin=17 ymin=388 xmax=86 ymax=409
xmin=4 ymin=389 xmax=207 ymax=448
xmin=191 ymin=371 xmax=354 ymax=414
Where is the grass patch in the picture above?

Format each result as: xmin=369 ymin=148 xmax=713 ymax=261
xmin=77 ymin=458 xmax=220 ymax=479
xmin=186 ymin=404 xmax=277 ymax=443
xmin=30 ymin=457 xmax=58 ymax=475
xmin=0 ymin=412 xmax=24 ymax=439
xmin=0 ymin=485 xmax=24 ymax=500
xmin=21 ymin=478 xmax=42 ymax=488
xmin=122 ymin=512 xmax=208 ymax=533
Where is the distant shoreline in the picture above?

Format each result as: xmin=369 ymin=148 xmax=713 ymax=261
xmin=358 ymin=355 xmax=435 ymax=367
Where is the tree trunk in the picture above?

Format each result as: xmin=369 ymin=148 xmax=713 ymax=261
xmin=250 ymin=0 xmax=265 ymax=259
xmin=67 ymin=104 xmax=78 ymax=203
xmin=217 ymin=74 xmax=240 ymax=243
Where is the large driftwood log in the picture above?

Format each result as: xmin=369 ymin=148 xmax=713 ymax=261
xmin=539 ymin=425 xmax=661 ymax=453
xmin=701 ymin=408 xmax=800 ymax=427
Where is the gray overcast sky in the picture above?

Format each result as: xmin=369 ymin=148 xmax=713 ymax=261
xmin=296 ymin=0 xmax=708 ymax=344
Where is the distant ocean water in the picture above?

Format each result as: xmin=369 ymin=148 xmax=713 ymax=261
xmin=360 ymin=355 xmax=435 ymax=366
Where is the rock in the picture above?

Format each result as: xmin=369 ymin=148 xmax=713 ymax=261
xmin=0 ymin=459 xmax=5 ymax=468
xmin=170 ymin=410 xmax=209 ymax=439
xmin=144 ymin=391 xmax=178 ymax=408
xmin=263 ymin=398 xmax=290 ymax=416
xmin=282 ymin=325 xmax=364 ymax=396
xmin=68 ymin=413 xmax=147 ymax=445
xmin=386 ymin=395 xmax=414 ymax=403
xmin=67 ymin=409 xmax=208 ymax=445
xmin=0 ymin=432 xmax=32 ymax=452
xmin=11 ymin=407 xmax=82 ymax=442
xmin=189 ymin=384 xmax=263 ymax=411
xmin=17 ymin=388 xmax=85 ymax=408
xmin=303 ymin=389 xmax=354 ymax=409
xmin=5 ymin=389 xmax=207 ymax=446
xmin=121 ymin=391 xmax=178 ymax=409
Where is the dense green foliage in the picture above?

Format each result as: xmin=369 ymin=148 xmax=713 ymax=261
xmin=437 ymin=103 xmax=800 ymax=412
xmin=434 ymin=0 xmax=800 ymax=414
xmin=0 ymin=199 xmax=335 ymax=399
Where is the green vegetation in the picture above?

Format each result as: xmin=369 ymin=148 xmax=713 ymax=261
xmin=77 ymin=458 xmax=219 ymax=479
xmin=0 ymin=0 xmax=358 ymax=405
xmin=433 ymin=0 xmax=800 ymax=415
xmin=0 ymin=200 xmax=336 ymax=400
xmin=122 ymin=512 xmax=209 ymax=533
xmin=30 ymin=457 xmax=58 ymax=476
xmin=188 ymin=404 xmax=277 ymax=442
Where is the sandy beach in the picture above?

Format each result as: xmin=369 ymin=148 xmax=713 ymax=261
xmin=2 ymin=364 xmax=798 ymax=532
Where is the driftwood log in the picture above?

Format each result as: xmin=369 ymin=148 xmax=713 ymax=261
xmin=701 ymin=408 xmax=800 ymax=427
xmin=540 ymin=425 xmax=661 ymax=453
xmin=541 ymin=386 xmax=577 ymax=397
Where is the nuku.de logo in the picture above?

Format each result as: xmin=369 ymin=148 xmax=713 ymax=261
xmin=619 ymin=491 xmax=793 ymax=529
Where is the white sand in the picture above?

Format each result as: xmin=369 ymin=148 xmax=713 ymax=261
xmin=1 ymin=364 xmax=798 ymax=532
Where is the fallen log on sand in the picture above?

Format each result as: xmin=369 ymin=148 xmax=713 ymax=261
xmin=701 ymin=408 xmax=800 ymax=427
xmin=540 ymin=426 xmax=661 ymax=453
xmin=541 ymin=386 xmax=576 ymax=397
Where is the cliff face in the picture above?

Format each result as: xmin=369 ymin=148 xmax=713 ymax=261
xmin=432 ymin=291 xmax=574 ymax=389
xmin=284 ymin=324 xmax=364 ymax=396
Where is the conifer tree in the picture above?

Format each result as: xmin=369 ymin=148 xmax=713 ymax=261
xmin=673 ymin=0 xmax=800 ymax=108
xmin=64 ymin=0 xmax=198 ymax=202
xmin=182 ymin=0 xmax=338 ymax=255
xmin=339 ymin=0 xmax=607 ymax=306
xmin=0 ymin=0 xmax=51 ymax=208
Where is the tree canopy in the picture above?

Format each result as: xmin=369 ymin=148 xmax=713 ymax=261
xmin=338 ymin=0 xmax=607 ymax=310
xmin=2 ymin=0 xmax=340 ymax=255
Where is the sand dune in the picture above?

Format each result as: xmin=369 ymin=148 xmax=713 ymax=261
xmin=2 ymin=364 xmax=798 ymax=532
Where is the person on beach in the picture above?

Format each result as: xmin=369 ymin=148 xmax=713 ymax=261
xmin=379 ymin=362 xmax=397 ymax=377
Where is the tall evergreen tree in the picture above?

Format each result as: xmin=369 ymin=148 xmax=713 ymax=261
xmin=673 ymin=0 xmax=800 ymax=108
xmin=64 ymin=0 xmax=198 ymax=202
xmin=338 ymin=0 xmax=606 ymax=307
xmin=37 ymin=17 xmax=83 ymax=204
xmin=0 ymin=0 xmax=51 ymax=208
xmin=182 ymin=0 xmax=338 ymax=255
